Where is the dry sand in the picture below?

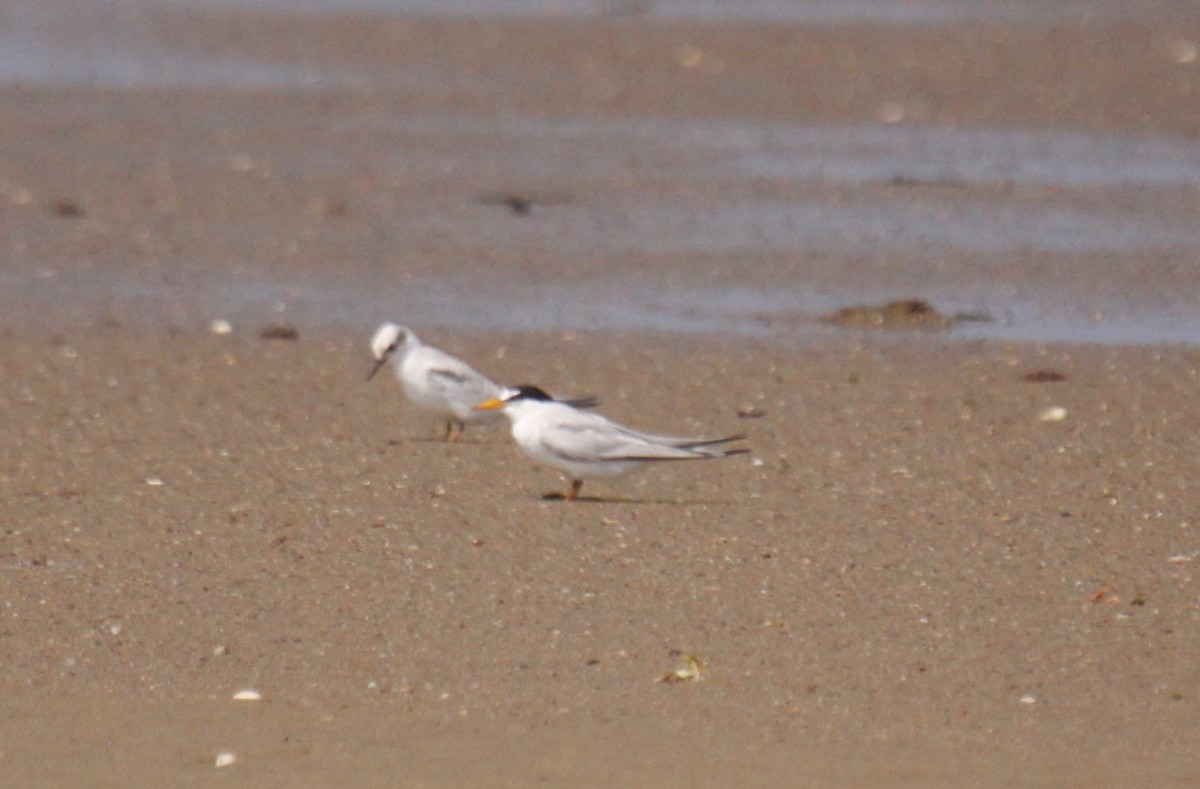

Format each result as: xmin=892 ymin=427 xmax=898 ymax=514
xmin=2 ymin=1 xmax=1200 ymax=785
xmin=2 ymin=329 xmax=1199 ymax=785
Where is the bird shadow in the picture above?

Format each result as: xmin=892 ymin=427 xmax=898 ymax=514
xmin=540 ymin=492 xmax=730 ymax=506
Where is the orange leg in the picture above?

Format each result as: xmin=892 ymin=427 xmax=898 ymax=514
xmin=565 ymin=479 xmax=583 ymax=502
xmin=445 ymin=419 xmax=465 ymax=442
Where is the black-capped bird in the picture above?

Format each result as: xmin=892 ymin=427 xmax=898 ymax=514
xmin=477 ymin=385 xmax=747 ymax=501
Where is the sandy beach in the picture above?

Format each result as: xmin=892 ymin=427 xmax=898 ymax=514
xmin=2 ymin=0 xmax=1200 ymax=785
xmin=2 ymin=330 xmax=1200 ymax=785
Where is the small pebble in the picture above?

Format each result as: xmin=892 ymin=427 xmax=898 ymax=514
xmin=145 ymin=477 xmax=164 ymax=486
xmin=214 ymin=752 xmax=237 ymax=768
xmin=232 ymin=689 xmax=262 ymax=701
xmin=1019 ymin=694 xmax=1037 ymax=705
xmin=52 ymin=199 xmax=84 ymax=218
xmin=1022 ymin=369 xmax=1066 ymax=383
xmin=676 ymin=44 xmax=704 ymax=68
xmin=879 ymin=101 xmax=906 ymax=123
xmin=1038 ymin=406 xmax=1067 ymax=422
xmin=230 ymin=153 xmax=256 ymax=172
xmin=1168 ymin=39 xmax=1197 ymax=64
xmin=658 ymin=654 xmax=704 ymax=683
xmin=210 ymin=319 xmax=233 ymax=335
xmin=259 ymin=324 xmax=299 ymax=341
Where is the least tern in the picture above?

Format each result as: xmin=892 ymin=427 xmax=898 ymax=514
xmin=369 ymin=322 xmax=504 ymax=441
xmin=477 ymin=385 xmax=747 ymax=501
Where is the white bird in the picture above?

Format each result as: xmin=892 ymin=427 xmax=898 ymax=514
xmin=476 ymin=385 xmax=747 ymax=501
xmin=368 ymin=322 xmax=504 ymax=441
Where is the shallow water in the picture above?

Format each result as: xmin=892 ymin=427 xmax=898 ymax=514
xmin=2 ymin=0 xmax=1199 ymax=345
xmin=53 ymin=0 xmax=1188 ymax=26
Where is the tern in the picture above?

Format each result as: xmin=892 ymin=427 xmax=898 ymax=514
xmin=369 ymin=322 xmax=504 ymax=441
xmin=477 ymin=385 xmax=747 ymax=501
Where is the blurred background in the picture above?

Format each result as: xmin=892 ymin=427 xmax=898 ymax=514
xmin=1 ymin=0 xmax=1198 ymax=342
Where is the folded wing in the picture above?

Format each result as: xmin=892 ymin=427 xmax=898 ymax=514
xmin=424 ymin=355 xmax=503 ymax=406
xmin=540 ymin=415 xmax=745 ymax=463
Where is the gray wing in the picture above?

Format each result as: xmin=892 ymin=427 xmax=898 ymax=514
xmin=419 ymin=346 xmax=502 ymax=404
xmin=426 ymin=365 xmax=501 ymax=405
xmin=540 ymin=413 xmax=742 ymax=463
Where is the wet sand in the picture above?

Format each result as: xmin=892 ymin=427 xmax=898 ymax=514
xmin=2 ymin=1 xmax=1200 ymax=785
xmin=3 ymin=4 xmax=1200 ymax=341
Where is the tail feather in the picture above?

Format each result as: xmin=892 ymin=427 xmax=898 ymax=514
xmin=705 ymin=446 xmax=750 ymax=458
xmin=675 ymin=434 xmax=746 ymax=450
xmin=614 ymin=441 xmax=749 ymax=463
xmin=558 ymin=395 xmax=601 ymax=409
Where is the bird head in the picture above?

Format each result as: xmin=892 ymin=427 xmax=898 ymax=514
xmin=367 ymin=322 xmax=413 ymax=381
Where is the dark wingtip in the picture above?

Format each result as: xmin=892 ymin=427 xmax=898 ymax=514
xmin=682 ymin=434 xmax=746 ymax=448
xmin=558 ymin=395 xmax=600 ymax=409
